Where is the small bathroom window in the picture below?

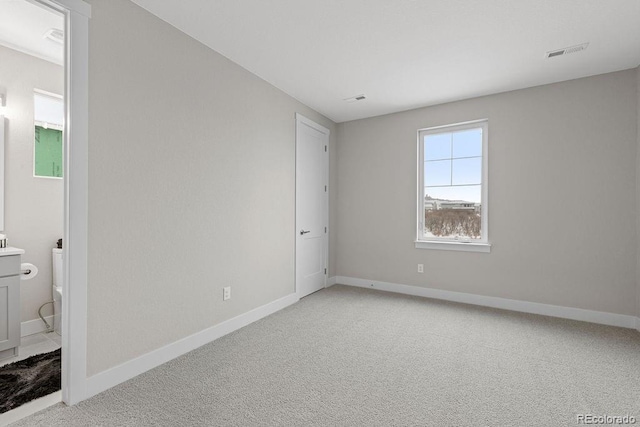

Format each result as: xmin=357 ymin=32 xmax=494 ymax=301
xmin=34 ymin=90 xmax=63 ymax=178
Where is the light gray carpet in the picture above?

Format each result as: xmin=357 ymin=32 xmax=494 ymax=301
xmin=11 ymin=285 xmax=640 ymax=426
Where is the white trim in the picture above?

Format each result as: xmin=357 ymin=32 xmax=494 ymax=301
xmin=326 ymin=276 xmax=338 ymax=287
xmin=295 ymin=113 xmax=329 ymax=299
xmin=417 ymin=118 xmax=489 ymax=133
xmin=0 ymin=39 xmax=63 ymax=66
xmin=636 ymin=316 xmax=640 ymax=333
xmin=32 ymin=174 xmax=64 ymax=181
xmin=21 ymin=316 xmax=55 ymax=337
xmin=295 ymin=113 xmax=330 ymax=135
xmin=34 ymin=121 xmax=64 ymax=132
xmin=33 ymin=0 xmax=91 ymax=17
xmin=415 ymin=240 xmax=491 ymax=253
xmin=0 ymin=391 xmax=61 ymax=426
xmin=34 ymin=88 xmax=64 ymax=100
xmin=335 ymin=276 xmax=639 ymax=329
xmin=85 ymin=293 xmax=299 ymax=400
xmin=61 ymin=2 xmax=90 ymax=406
xmin=31 ymin=0 xmax=91 ymax=406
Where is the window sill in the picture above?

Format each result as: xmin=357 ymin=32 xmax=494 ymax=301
xmin=415 ymin=240 xmax=491 ymax=253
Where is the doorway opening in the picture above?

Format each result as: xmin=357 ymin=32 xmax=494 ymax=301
xmin=0 ymin=0 xmax=65 ymax=415
xmin=0 ymin=0 xmax=89 ymax=421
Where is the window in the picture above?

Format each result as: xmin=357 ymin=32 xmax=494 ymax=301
xmin=34 ymin=91 xmax=64 ymax=178
xmin=416 ymin=120 xmax=489 ymax=252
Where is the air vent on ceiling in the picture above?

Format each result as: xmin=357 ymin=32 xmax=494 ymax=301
xmin=545 ymin=42 xmax=589 ymax=59
xmin=343 ymin=94 xmax=366 ymax=103
xmin=43 ymin=28 xmax=64 ymax=45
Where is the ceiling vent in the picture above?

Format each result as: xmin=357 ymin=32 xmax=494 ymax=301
xmin=343 ymin=94 xmax=366 ymax=103
xmin=43 ymin=28 xmax=64 ymax=45
xmin=545 ymin=43 xmax=588 ymax=59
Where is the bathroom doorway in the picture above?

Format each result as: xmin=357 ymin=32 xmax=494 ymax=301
xmin=0 ymin=0 xmax=65 ymax=415
xmin=0 ymin=0 xmax=89 ymax=421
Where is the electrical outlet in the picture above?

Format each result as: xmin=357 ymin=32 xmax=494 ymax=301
xmin=417 ymin=264 xmax=424 ymax=273
xmin=223 ymin=286 xmax=231 ymax=301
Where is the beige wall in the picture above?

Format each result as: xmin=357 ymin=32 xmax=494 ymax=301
xmin=336 ymin=69 xmax=638 ymax=316
xmin=81 ymin=0 xmax=640 ymax=376
xmin=0 ymin=45 xmax=64 ymax=323
xmin=86 ymin=0 xmax=336 ymax=376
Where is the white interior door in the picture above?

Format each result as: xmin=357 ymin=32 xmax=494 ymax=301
xmin=295 ymin=114 xmax=329 ymax=298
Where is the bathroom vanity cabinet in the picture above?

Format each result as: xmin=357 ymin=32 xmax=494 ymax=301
xmin=0 ymin=248 xmax=24 ymax=361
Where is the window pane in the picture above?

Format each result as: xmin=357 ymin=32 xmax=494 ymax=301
xmin=452 ymin=157 xmax=481 ymax=185
xmin=425 ymin=185 xmax=481 ymax=203
xmin=423 ymin=185 xmax=482 ymax=240
xmin=452 ymin=128 xmax=482 ymax=158
xmin=35 ymin=126 xmax=63 ymax=178
xmin=424 ymin=133 xmax=451 ymax=160
xmin=34 ymin=93 xmax=64 ymax=127
xmin=424 ymin=160 xmax=451 ymax=186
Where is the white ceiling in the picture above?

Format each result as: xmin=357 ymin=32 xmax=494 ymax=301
xmin=0 ymin=0 xmax=63 ymax=65
xmin=143 ymin=1 xmax=640 ymax=123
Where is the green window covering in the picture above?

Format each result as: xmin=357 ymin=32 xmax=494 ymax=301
xmin=34 ymin=126 xmax=63 ymax=178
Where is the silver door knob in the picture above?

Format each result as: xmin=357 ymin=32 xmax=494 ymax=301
xmin=300 ymin=229 xmax=311 ymax=235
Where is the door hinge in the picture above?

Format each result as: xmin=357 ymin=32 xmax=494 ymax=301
xmin=324 ymin=145 xmax=327 ymax=152
xmin=324 ymin=268 xmax=327 ymax=275
xmin=324 ymin=185 xmax=327 ymax=192
xmin=324 ymin=226 xmax=327 ymax=233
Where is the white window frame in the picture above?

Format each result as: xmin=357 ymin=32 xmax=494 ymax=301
xmin=416 ymin=119 xmax=490 ymax=253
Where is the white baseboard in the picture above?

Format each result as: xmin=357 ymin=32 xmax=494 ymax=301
xmin=21 ymin=316 xmax=54 ymax=337
xmin=335 ymin=276 xmax=639 ymax=330
xmin=326 ymin=276 xmax=338 ymax=287
xmin=85 ymin=293 xmax=299 ymax=400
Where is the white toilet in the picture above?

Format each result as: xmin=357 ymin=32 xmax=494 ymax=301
xmin=52 ymin=248 xmax=63 ymax=334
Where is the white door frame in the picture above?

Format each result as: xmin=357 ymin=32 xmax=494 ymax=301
xmin=35 ymin=0 xmax=90 ymax=405
xmin=294 ymin=113 xmax=329 ymax=298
